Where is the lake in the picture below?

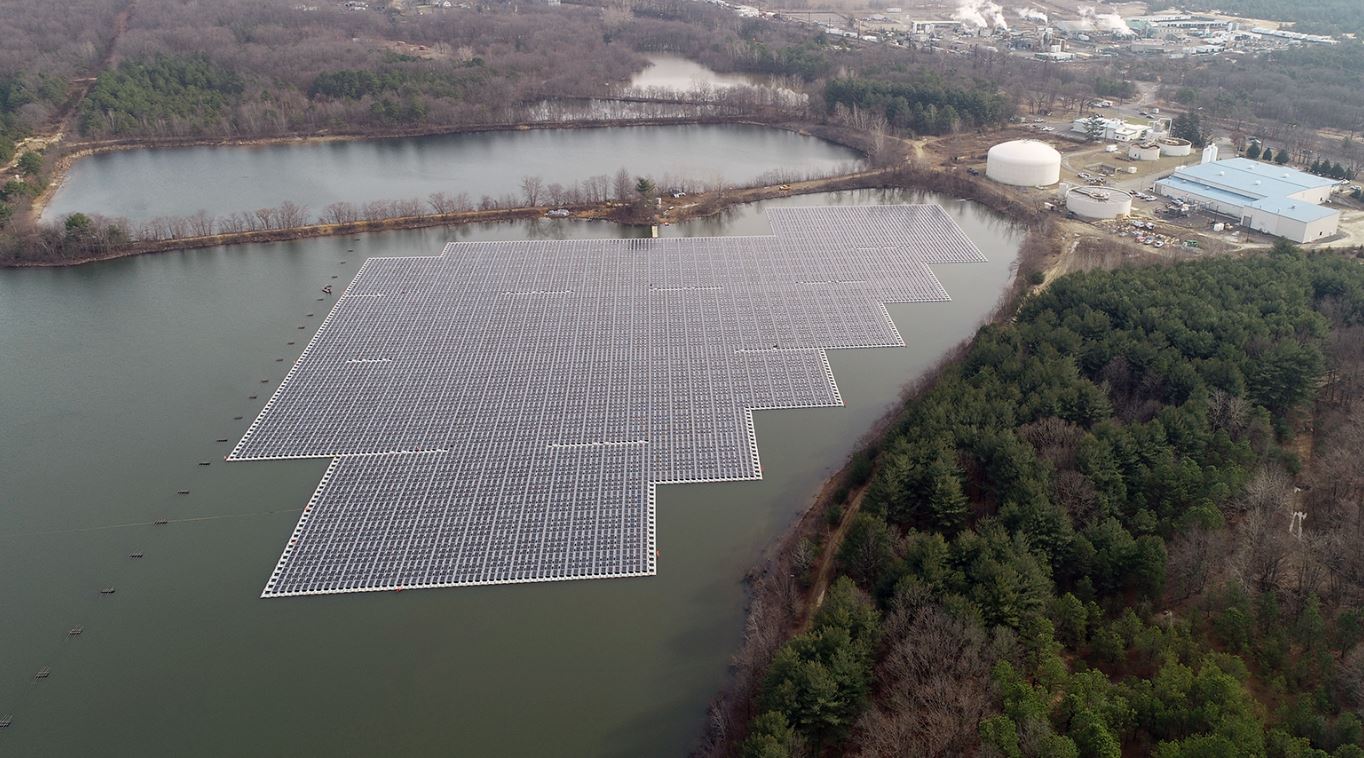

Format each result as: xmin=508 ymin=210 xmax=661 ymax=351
xmin=42 ymin=124 xmax=858 ymax=225
xmin=0 ymin=189 xmax=1022 ymax=756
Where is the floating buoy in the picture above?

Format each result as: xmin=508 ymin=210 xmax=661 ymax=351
xmin=0 ymin=715 xmax=13 ymax=728
xmin=287 ymin=341 xmax=295 ymax=345
xmin=275 ymin=358 xmax=284 ymax=362
xmin=248 ymin=395 xmax=257 ymax=400
xmin=34 ymin=667 xmax=50 ymax=679
xmin=216 ymin=438 xmax=229 ymax=442
xmin=233 ymin=416 xmax=243 ymax=421
xmin=198 ymin=461 xmax=211 ymax=466
xmin=154 ymin=519 xmax=168 ymax=525
xmin=68 ymin=626 xmax=83 ymax=636
xmin=130 ymin=552 xmax=144 ymax=559
xmin=99 ymin=587 xmax=115 ymax=595
xmin=176 ymin=489 xmax=190 ymax=495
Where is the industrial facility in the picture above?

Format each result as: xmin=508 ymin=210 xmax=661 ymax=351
xmin=1128 ymin=143 xmax=1161 ymax=161
xmin=986 ymin=140 xmax=1061 ymax=187
xmin=1158 ymin=138 xmax=1192 ymax=157
xmin=1155 ymin=149 xmax=1341 ymax=243
xmin=1071 ymin=116 xmax=1151 ymax=143
xmin=1066 ymin=187 xmax=1133 ymax=220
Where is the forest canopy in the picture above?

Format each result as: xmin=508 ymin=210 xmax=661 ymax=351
xmin=743 ymin=248 xmax=1364 ymax=757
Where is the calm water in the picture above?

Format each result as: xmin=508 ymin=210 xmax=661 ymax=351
xmin=43 ymin=125 xmax=859 ymax=224
xmin=629 ymin=55 xmax=772 ymax=91
xmin=0 ymin=189 xmax=1022 ymax=756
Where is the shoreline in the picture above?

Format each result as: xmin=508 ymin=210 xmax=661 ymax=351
xmin=6 ymin=167 xmax=907 ymax=268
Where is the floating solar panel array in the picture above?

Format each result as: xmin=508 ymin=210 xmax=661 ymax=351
xmin=229 ymin=205 xmax=986 ymax=597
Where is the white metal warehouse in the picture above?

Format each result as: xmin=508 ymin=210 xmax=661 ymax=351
xmin=1155 ymin=155 xmax=1340 ymax=243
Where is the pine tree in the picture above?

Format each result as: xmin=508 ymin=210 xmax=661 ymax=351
xmin=1245 ymin=142 xmax=1261 ymax=160
xmin=1260 ymin=147 xmax=1274 ymax=163
xmin=1083 ymin=115 xmax=1107 ymax=143
xmin=1275 ymin=149 xmax=1290 ymax=165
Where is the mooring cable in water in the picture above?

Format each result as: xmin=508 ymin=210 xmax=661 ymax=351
xmin=0 ymin=509 xmax=304 ymax=539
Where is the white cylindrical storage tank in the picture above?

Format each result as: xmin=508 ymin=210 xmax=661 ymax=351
xmin=1128 ymin=143 xmax=1161 ymax=161
xmin=1159 ymin=137 xmax=1192 ymax=157
xmin=1066 ymin=187 xmax=1133 ymax=219
xmin=987 ymin=140 xmax=1061 ymax=186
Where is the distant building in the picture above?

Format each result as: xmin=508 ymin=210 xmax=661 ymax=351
xmin=1071 ymin=116 xmax=1150 ymax=142
xmin=1251 ymin=27 xmax=1337 ymax=45
xmin=908 ymin=20 xmax=962 ymax=35
xmin=1155 ymin=156 xmax=1340 ymax=242
xmin=1128 ymin=14 xmax=1230 ymax=35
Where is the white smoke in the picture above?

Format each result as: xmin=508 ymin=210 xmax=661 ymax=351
xmin=954 ymin=0 xmax=1009 ymax=30
xmin=1016 ymin=6 xmax=1048 ymax=23
xmin=1095 ymin=13 xmax=1134 ymax=35
xmin=1078 ymin=5 xmax=1134 ymax=35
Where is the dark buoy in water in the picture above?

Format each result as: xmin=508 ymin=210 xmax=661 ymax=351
xmin=260 ymin=379 xmax=270 ymax=384
xmin=306 ymin=313 xmax=314 ymax=317
xmin=198 ymin=461 xmax=211 ymax=466
xmin=130 ymin=552 xmax=144 ymax=559
xmin=233 ymin=416 xmax=243 ymax=420
xmin=287 ymin=341 xmax=295 ymax=345
xmin=275 ymin=358 xmax=284 ymax=362
xmin=248 ymin=395 xmax=257 ymax=400
xmin=68 ymin=626 xmax=83 ymax=636
xmin=154 ymin=518 xmax=168 ymax=525
xmin=99 ymin=587 xmax=115 ymax=595
xmin=34 ymin=667 xmax=50 ymax=679
xmin=177 ymin=489 xmax=190 ymax=495
xmin=216 ymin=438 xmax=229 ymax=442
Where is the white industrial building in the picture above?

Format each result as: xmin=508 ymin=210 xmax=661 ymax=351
xmin=986 ymin=140 xmax=1061 ymax=186
xmin=1071 ymin=117 xmax=1151 ymax=142
xmin=1155 ymin=150 xmax=1340 ymax=243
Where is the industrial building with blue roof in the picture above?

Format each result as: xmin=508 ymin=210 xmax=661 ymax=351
xmin=1155 ymin=149 xmax=1341 ymax=243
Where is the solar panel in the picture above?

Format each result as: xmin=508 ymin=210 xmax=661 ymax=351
xmin=229 ymin=205 xmax=987 ymax=597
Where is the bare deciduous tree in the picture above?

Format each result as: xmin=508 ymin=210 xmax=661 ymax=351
xmin=519 ymin=175 xmax=544 ymax=207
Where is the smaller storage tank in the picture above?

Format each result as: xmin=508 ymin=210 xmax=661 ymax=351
xmin=1158 ymin=137 xmax=1192 ymax=157
xmin=1066 ymin=187 xmax=1133 ymax=219
xmin=986 ymin=140 xmax=1062 ymax=187
xmin=1128 ymin=143 xmax=1161 ymax=161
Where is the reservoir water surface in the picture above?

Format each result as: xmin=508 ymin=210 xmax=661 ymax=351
xmin=1 ymin=186 xmax=1022 ymax=755
xmin=42 ymin=124 xmax=860 ymax=224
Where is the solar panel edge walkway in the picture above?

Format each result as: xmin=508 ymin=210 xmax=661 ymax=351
xmin=229 ymin=205 xmax=987 ymax=597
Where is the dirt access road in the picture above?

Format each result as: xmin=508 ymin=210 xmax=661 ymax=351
xmin=0 ymin=0 xmax=134 ymax=177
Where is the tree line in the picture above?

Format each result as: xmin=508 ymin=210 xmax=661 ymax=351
xmin=0 ymin=159 xmax=860 ymax=264
xmin=738 ymin=247 xmax=1364 ymax=756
